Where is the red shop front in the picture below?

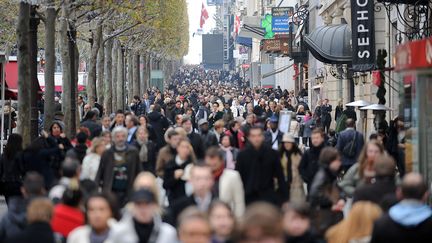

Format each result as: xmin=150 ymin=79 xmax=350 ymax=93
xmin=395 ymin=37 xmax=432 ymax=185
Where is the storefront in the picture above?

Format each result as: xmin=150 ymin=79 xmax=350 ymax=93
xmin=396 ymin=37 xmax=432 ymax=185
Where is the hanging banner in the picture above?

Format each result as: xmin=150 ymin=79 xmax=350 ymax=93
xmin=350 ymin=0 xmax=376 ymax=71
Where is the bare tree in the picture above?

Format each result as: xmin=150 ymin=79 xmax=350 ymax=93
xmin=116 ymin=44 xmax=124 ymax=110
xmin=43 ymin=0 xmax=57 ymax=129
xmin=96 ymin=32 xmax=104 ymax=110
xmin=111 ymin=40 xmax=118 ymax=111
xmin=104 ymin=36 xmax=113 ymax=114
xmin=133 ymin=54 xmax=140 ymax=98
xmin=17 ymin=1 xmax=31 ymax=145
xmin=127 ymin=50 xmax=133 ymax=103
xmin=86 ymin=24 xmax=102 ymax=107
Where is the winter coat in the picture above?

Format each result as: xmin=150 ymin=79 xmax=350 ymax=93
xmin=80 ymin=153 xmax=101 ymax=181
xmin=236 ymin=145 xmax=289 ymax=206
xmin=187 ymin=131 xmax=205 ymax=159
xmin=163 ymin=158 xmax=192 ymax=204
xmin=353 ymin=176 xmax=397 ymax=211
xmin=338 ymin=163 xmax=363 ymax=197
xmin=336 ymin=128 xmax=364 ymax=167
xmin=5 ymin=222 xmax=55 ymax=243
xmin=199 ymin=130 xmax=219 ymax=151
xmin=303 ymin=118 xmax=316 ymax=138
xmin=147 ymin=112 xmax=170 ymax=150
xmin=299 ymin=144 xmax=325 ymax=186
xmin=309 ymin=167 xmax=344 ymax=236
xmin=0 ymin=196 xmax=27 ymax=241
xmin=131 ymin=140 xmax=157 ymax=174
xmin=95 ymin=146 xmax=142 ymax=205
xmin=370 ymin=201 xmax=432 ymax=243
xmin=51 ymin=204 xmax=85 ymax=238
xmin=208 ymin=111 xmax=224 ymax=128
xmin=107 ymin=214 xmax=178 ymax=243
xmin=0 ymin=153 xmax=25 ymax=198
xmin=280 ymin=151 xmax=305 ymax=202
xmin=224 ymin=129 xmax=245 ymax=149
xmin=218 ymin=169 xmax=245 ymax=218
xmin=264 ymin=130 xmax=284 ymax=150
xmin=66 ymin=144 xmax=88 ymax=164
xmin=131 ymin=101 xmax=147 ymax=116
xmin=80 ymin=120 xmax=102 ymax=139
xmin=155 ymin=145 xmax=177 ymax=177
xmin=321 ymin=104 xmax=332 ymax=125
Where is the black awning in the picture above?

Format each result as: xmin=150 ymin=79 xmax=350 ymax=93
xmin=304 ymin=24 xmax=352 ymax=64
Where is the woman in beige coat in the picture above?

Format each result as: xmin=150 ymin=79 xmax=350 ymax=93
xmin=278 ymin=133 xmax=305 ymax=202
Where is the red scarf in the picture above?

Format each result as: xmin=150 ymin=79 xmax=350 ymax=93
xmin=213 ymin=165 xmax=225 ymax=181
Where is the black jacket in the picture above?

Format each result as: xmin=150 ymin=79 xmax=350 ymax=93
xmin=370 ymin=213 xmax=432 ymax=243
xmin=163 ymin=158 xmax=192 ymax=204
xmin=147 ymin=112 xmax=170 ymax=150
xmin=80 ymin=119 xmax=102 ymax=139
xmin=264 ymin=130 xmax=284 ymax=149
xmin=5 ymin=222 xmax=55 ymax=243
xmin=187 ymin=132 xmax=205 ymax=159
xmin=131 ymin=140 xmax=158 ymax=174
xmin=131 ymin=101 xmax=147 ymax=116
xmin=353 ymin=177 xmax=398 ymax=211
xmin=236 ymin=145 xmax=288 ymax=206
xmin=164 ymin=195 xmax=196 ymax=226
xmin=299 ymin=144 xmax=325 ymax=186
xmin=199 ymin=130 xmax=218 ymax=151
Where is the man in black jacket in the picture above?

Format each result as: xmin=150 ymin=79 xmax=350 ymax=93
xmin=131 ymin=95 xmax=147 ymax=116
xmin=147 ymin=104 xmax=170 ymax=150
xmin=80 ymin=110 xmax=102 ymax=139
xmin=198 ymin=119 xmax=218 ymax=151
xmin=264 ymin=115 xmax=283 ymax=151
xmin=182 ymin=117 xmax=205 ymax=159
xmin=370 ymin=173 xmax=432 ymax=243
xmin=236 ymin=126 xmax=288 ymax=206
xmin=299 ymin=128 xmax=327 ymax=191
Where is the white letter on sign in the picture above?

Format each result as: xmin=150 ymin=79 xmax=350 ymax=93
xmin=357 ymin=24 xmax=368 ymax=33
xmin=358 ymin=37 xmax=370 ymax=46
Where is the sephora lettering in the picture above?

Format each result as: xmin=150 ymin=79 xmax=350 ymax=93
xmin=350 ymin=0 xmax=376 ymax=71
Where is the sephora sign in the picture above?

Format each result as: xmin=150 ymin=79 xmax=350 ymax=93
xmin=351 ymin=0 xmax=376 ymax=71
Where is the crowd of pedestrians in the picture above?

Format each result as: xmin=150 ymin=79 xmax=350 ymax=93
xmin=0 ymin=65 xmax=429 ymax=243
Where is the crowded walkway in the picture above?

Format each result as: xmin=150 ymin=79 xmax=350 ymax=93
xmin=0 ymin=66 xmax=430 ymax=243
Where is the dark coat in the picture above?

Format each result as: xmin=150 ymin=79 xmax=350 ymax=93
xmin=0 ymin=197 xmax=27 ymax=241
xmin=131 ymin=140 xmax=158 ymax=174
xmin=335 ymin=105 xmax=343 ymax=121
xmin=147 ymin=112 xmax=170 ymax=150
xmin=353 ymin=177 xmax=398 ymax=211
xmin=95 ymin=145 xmax=142 ymax=204
xmin=199 ymin=131 xmax=218 ymax=151
xmin=0 ymin=153 xmax=25 ymax=198
xmin=80 ymin=119 xmax=102 ymax=139
xmin=309 ymin=167 xmax=344 ymax=236
xmin=131 ymin=101 xmax=147 ymax=116
xmin=370 ymin=213 xmax=432 ymax=243
xmin=5 ymin=222 xmax=55 ymax=243
xmin=299 ymin=144 xmax=325 ymax=186
xmin=336 ymin=128 xmax=364 ymax=167
xmin=236 ymin=145 xmax=289 ymax=206
xmin=187 ymin=132 xmax=205 ymax=159
xmin=264 ymin=130 xmax=284 ymax=149
xmin=163 ymin=158 xmax=192 ymax=204
xmin=164 ymin=195 xmax=197 ymax=226
xmin=321 ymin=104 xmax=332 ymax=125
xmin=208 ymin=111 xmax=224 ymax=128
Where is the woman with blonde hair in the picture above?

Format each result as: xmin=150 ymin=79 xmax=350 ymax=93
xmin=339 ymin=140 xmax=385 ymax=197
xmin=80 ymin=137 xmax=106 ymax=181
xmin=325 ymin=201 xmax=382 ymax=243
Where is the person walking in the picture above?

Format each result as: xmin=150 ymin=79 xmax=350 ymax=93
xmin=236 ymin=126 xmax=288 ymax=206
xmin=95 ymin=126 xmax=142 ymax=206
xmin=279 ymin=134 xmax=305 ymax=202
xmin=370 ymin=173 xmax=432 ymax=243
xmin=0 ymin=134 xmax=24 ymax=204
xmin=336 ymin=119 xmax=365 ymax=172
xmin=321 ymin=99 xmax=332 ymax=134
xmin=264 ymin=115 xmax=284 ymax=151
xmin=299 ymin=128 xmax=326 ymax=191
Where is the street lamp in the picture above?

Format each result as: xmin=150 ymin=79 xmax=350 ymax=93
xmin=315 ymin=67 xmax=326 ymax=84
xmin=353 ymin=72 xmax=368 ymax=85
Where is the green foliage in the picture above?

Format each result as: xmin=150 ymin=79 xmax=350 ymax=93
xmin=0 ymin=0 xmax=19 ymax=51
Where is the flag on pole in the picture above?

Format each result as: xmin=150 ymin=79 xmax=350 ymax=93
xmin=233 ymin=15 xmax=240 ymax=37
xmin=200 ymin=2 xmax=209 ymax=29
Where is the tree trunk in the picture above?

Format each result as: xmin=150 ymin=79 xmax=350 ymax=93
xmin=73 ymin=37 xmax=79 ymax=132
xmin=17 ymin=2 xmax=31 ymax=145
xmin=140 ymin=55 xmax=145 ymax=95
xmin=43 ymin=0 xmax=56 ymax=130
xmin=29 ymin=6 xmax=40 ymax=140
xmin=104 ymin=38 xmax=113 ymax=115
xmin=60 ymin=1 xmax=72 ymax=137
xmin=116 ymin=45 xmax=124 ymax=110
xmin=97 ymin=34 xmax=104 ymax=111
xmin=133 ymin=54 xmax=140 ymax=98
xmin=127 ymin=51 xmax=133 ymax=104
xmin=111 ymin=40 xmax=118 ymax=111
xmin=87 ymin=24 xmax=102 ymax=107
xmin=143 ymin=54 xmax=150 ymax=91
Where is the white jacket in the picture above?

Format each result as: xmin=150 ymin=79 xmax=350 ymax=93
xmin=80 ymin=153 xmax=101 ymax=181
xmin=219 ymin=169 xmax=245 ymax=218
xmin=106 ymin=214 xmax=178 ymax=243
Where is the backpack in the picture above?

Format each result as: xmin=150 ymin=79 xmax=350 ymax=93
xmin=335 ymin=114 xmax=347 ymax=133
xmin=342 ymin=131 xmax=358 ymax=158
